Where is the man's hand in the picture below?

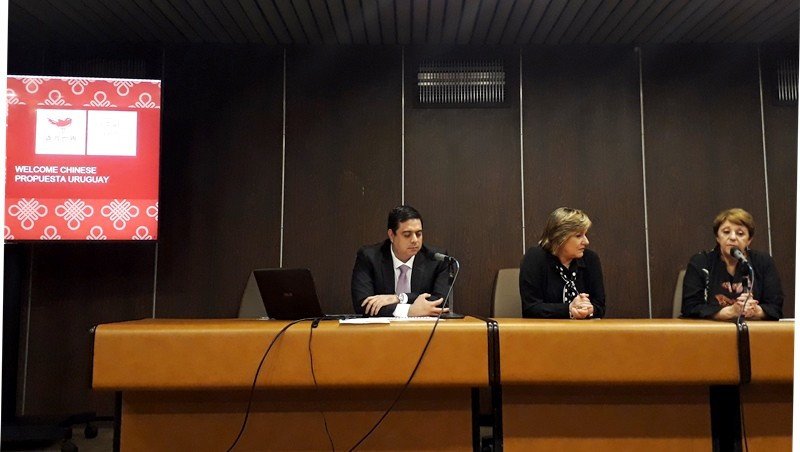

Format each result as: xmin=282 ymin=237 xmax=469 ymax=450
xmin=408 ymin=293 xmax=449 ymax=317
xmin=361 ymin=294 xmax=398 ymax=316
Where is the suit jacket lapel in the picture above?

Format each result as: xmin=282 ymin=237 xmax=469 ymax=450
xmin=411 ymin=253 xmax=426 ymax=293
xmin=380 ymin=245 xmax=395 ymax=293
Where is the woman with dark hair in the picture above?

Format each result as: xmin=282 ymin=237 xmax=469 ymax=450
xmin=519 ymin=207 xmax=606 ymax=319
xmin=681 ymin=208 xmax=783 ymax=320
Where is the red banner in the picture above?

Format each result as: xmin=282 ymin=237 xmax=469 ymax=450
xmin=6 ymin=76 xmax=161 ymax=240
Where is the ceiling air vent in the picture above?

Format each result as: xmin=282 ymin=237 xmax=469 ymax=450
xmin=417 ymin=59 xmax=506 ymax=107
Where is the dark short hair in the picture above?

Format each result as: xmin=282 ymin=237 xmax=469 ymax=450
xmin=713 ymin=208 xmax=755 ymax=237
xmin=387 ymin=205 xmax=422 ymax=233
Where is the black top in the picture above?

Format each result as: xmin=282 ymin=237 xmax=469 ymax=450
xmin=519 ymin=246 xmax=606 ymax=319
xmin=681 ymin=247 xmax=783 ymax=320
xmin=350 ymin=239 xmax=450 ymax=316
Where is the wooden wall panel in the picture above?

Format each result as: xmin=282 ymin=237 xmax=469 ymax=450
xmin=155 ymin=46 xmax=284 ymax=318
xmin=522 ymin=46 xmax=648 ymax=318
xmin=405 ymin=47 xmax=522 ymax=317
xmin=21 ymin=243 xmax=155 ymax=416
xmin=761 ymin=44 xmax=798 ymax=318
xmin=282 ymin=47 xmax=402 ymax=315
xmin=643 ymin=45 xmax=768 ymax=318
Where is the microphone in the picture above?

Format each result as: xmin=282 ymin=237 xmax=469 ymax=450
xmin=433 ymin=252 xmax=456 ymax=263
xmin=730 ymin=247 xmax=748 ymax=264
xmin=430 ymin=251 xmax=465 ymax=319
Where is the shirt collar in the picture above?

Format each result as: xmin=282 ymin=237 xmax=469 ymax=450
xmin=390 ymin=246 xmax=416 ymax=270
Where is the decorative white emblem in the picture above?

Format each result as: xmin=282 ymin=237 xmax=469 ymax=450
xmin=132 ymin=226 xmax=152 ymax=240
xmin=7 ymin=88 xmax=25 ymax=105
xmin=113 ymin=80 xmax=134 ymax=96
xmin=101 ymin=199 xmax=139 ymax=230
xmin=39 ymin=90 xmax=71 ymax=106
xmin=55 ymin=199 xmax=94 ymax=230
xmin=86 ymin=226 xmax=107 ymax=240
xmin=40 ymin=226 xmax=61 ymax=240
xmin=68 ymin=79 xmax=90 ymax=94
xmin=85 ymin=91 xmax=116 ymax=107
xmin=130 ymin=92 xmax=158 ymax=108
xmin=4 ymin=226 xmax=14 ymax=240
xmin=8 ymin=199 xmax=48 ymax=230
xmin=146 ymin=202 xmax=158 ymax=220
xmin=22 ymin=77 xmax=44 ymax=93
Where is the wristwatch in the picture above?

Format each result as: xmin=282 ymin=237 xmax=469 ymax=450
xmin=397 ymin=293 xmax=408 ymax=303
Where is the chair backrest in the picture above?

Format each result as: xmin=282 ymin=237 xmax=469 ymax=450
xmin=492 ymin=268 xmax=522 ymax=318
xmin=672 ymin=268 xmax=687 ymax=318
xmin=238 ymin=271 xmax=267 ymax=318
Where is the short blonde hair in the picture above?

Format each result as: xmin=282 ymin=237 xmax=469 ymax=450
xmin=538 ymin=207 xmax=592 ymax=254
xmin=713 ymin=208 xmax=755 ymax=237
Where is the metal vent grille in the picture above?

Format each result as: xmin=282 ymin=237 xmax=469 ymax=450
xmin=776 ymin=57 xmax=798 ymax=103
xmin=417 ymin=59 xmax=505 ymax=106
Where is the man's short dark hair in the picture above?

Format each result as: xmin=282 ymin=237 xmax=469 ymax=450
xmin=387 ymin=205 xmax=422 ymax=233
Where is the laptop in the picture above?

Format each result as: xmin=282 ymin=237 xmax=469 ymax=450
xmin=240 ymin=268 xmax=360 ymax=320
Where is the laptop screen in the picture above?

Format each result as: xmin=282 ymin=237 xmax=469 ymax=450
xmin=251 ymin=268 xmax=325 ymax=320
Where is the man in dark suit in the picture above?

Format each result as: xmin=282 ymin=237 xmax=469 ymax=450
xmin=352 ymin=205 xmax=450 ymax=317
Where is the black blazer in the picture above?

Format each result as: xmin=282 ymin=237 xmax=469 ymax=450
xmin=682 ymin=247 xmax=783 ymax=320
xmin=351 ymin=239 xmax=450 ymax=316
xmin=519 ymin=246 xmax=606 ymax=319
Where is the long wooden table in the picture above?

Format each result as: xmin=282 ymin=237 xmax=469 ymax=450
xmin=93 ymin=318 xmax=792 ymax=451
xmin=496 ymin=319 xmax=793 ymax=451
xmin=92 ymin=318 xmax=492 ymax=451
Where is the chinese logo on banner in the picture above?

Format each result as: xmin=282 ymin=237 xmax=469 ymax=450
xmin=6 ymin=76 xmax=161 ymax=240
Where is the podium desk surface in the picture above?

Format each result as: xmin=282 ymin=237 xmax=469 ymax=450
xmin=92 ymin=317 xmax=491 ymax=390
xmin=495 ymin=319 xmax=793 ymax=385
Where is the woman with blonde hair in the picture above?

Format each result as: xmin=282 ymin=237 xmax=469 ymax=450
xmin=519 ymin=207 xmax=606 ymax=319
xmin=681 ymin=208 xmax=783 ymax=320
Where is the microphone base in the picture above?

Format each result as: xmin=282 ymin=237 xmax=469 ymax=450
xmin=439 ymin=312 xmax=465 ymax=319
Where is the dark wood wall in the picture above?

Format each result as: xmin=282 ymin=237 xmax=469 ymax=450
xmin=5 ymin=42 xmax=797 ymax=416
xmin=644 ymin=45 xmax=774 ymax=318
xmin=523 ymin=46 xmax=648 ymax=318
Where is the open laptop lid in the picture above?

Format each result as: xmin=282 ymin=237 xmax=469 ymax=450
xmin=251 ymin=268 xmax=325 ymax=320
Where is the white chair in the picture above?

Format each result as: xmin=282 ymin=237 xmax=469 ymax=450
xmin=492 ymin=268 xmax=522 ymax=318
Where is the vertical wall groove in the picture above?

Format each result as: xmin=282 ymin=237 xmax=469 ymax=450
xmin=757 ymin=47 xmax=773 ymax=255
xmin=637 ymin=47 xmax=654 ymax=319
xmin=519 ymin=49 xmax=526 ymax=254
xmin=21 ymin=247 xmax=33 ymax=415
xmin=151 ymin=243 xmax=158 ymax=318
xmin=279 ymin=48 xmax=287 ymax=267
xmin=402 ymin=47 xmax=406 ymax=204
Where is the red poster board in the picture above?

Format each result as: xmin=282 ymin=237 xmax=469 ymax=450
xmin=6 ymin=76 xmax=161 ymax=240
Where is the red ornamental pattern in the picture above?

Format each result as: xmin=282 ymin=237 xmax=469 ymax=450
xmin=6 ymin=198 xmax=158 ymax=240
xmin=7 ymin=76 xmax=161 ymax=109
xmin=6 ymin=75 xmax=161 ymax=242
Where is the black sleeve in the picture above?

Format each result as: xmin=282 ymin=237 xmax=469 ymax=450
xmin=681 ymin=253 xmax=721 ymax=319
xmin=351 ymin=247 xmax=398 ymax=316
xmin=519 ymin=247 xmax=569 ymax=319
xmin=585 ymin=252 xmax=606 ymax=318
xmin=756 ymin=256 xmax=784 ymax=320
